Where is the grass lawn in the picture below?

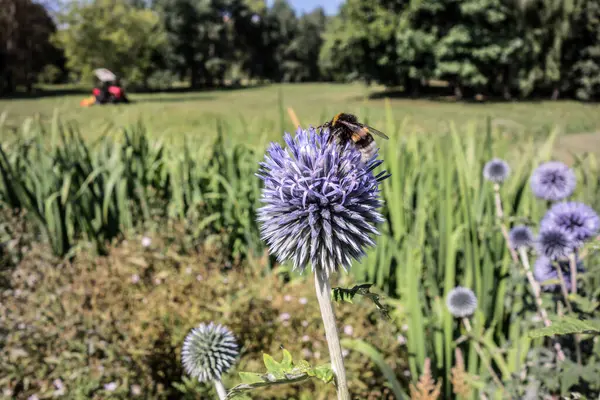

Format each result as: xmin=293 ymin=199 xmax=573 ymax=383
xmin=1 ymin=83 xmax=600 ymax=152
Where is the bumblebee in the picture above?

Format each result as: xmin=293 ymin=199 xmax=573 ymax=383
xmin=317 ymin=112 xmax=389 ymax=162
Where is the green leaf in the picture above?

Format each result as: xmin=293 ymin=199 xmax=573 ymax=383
xmin=262 ymin=353 xmax=283 ymax=375
xmin=568 ymin=294 xmax=599 ymax=313
xmin=528 ymin=316 xmax=600 ymax=338
xmin=307 ymin=364 xmax=334 ymax=383
xmin=331 ymin=283 xmax=390 ymax=319
xmin=280 ymin=349 xmax=293 ymax=370
xmin=238 ymin=372 xmax=264 ymax=385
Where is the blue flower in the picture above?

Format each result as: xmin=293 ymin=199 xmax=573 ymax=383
xmin=535 ymin=224 xmax=575 ymax=260
xmin=534 ymin=256 xmax=585 ymax=292
xmin=446 ymin=286 xmax=478 ymax=318
xmin=181 ymin=322 xmax=239 ymax=383
xmin=257 ymin=127 xmax=389 ymax=276
xmin=530 ymin=161 xmax=576 ymax=201
xmin=541 ymin=202 xmax=600 ymax=245
xmin=509 ymin=225 xmax=534 ymax=249
xmin=483 ymin=158 xmax=510 ymax=183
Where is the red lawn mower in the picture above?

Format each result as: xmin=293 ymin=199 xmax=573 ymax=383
xmin=81 ymin=68 xmax=130 ymax=107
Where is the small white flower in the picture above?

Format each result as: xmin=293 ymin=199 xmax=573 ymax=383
xmin=27 ymin=395 xmax=39 ymax=400
xmin=396 ymin=335 xmax=406 ymax=345
xmin=279 ymin=313 xmax=291 ymax=321
xmin=131 ymin=274 xmax=140 ymax=284
xmin=196 ymin=274 xmax=203 ymax=282
xmin=223 ymin=278 xmax=229 ymax=284
xmin=301 ymin=320 xmax=309 ymax=327
xmin=284 ymin=295 xmax=292 ymax=302
xmin=104 ymin=382 xmax=118 ymax=392
xmin=185 ymin=267 xmax=192 ymax=274
xmin=131 ymin=385 xmax=142 ymax=396
xmin=301 ymin=335 xmax=310 ymax=342
xmin=343 ymin=325 xmax=354 ymax=336
xmin=141 ymin=236 xmax=152 ymax=247
xmin=153 ymin=277 xmax=162 ymax=285
xmin=342 ymin=349 xmax=350 ymax=357
xmin=3 ymin=388 xmax=13 ymax=397
xmin=299 ymin=297 xmax=308 ymax=305
xmin=314 ymin=351 xmax=321 ymax=359
xmin=401 ymin=324 xmax=408 ymax=332
xmin=301 ymin=348 xmax=312 ymax=358
xmin=403 ymin=370 xmax=411 ymax=377
xmin=53 ymin=379 xmax=64 ymax=390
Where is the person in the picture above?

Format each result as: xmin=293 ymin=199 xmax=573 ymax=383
xmin=93 ymin=81 xmax=110 ymax=104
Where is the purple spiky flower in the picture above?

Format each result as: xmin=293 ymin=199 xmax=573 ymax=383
xmin=530 ymin=161 xmax=576 ymax=201
xmin=483 ymin=158 xmax=510 ymax=183
xmin=257 ymin=127 xmax=389 ymax=277
xmin=540 ymin=202 xmax=599 ymax=246
xmin=535 ymin=224 xmax=575 ymax=260
xmin=534 ymin=256 xmax=585 ymax=292
xmin=509 ymin=225 xmax=535 ymax=249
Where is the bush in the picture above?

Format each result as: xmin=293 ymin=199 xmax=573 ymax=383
xmin=0 ymin=236 xmax=405 ymax=399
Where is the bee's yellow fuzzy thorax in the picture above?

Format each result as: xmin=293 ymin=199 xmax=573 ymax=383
xmin=332 ymin=113 xmax=342 ymax=126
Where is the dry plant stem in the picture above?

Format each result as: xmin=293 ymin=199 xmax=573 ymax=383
xmin=568 ymin=253 xmax=577 ymax=295
xmin=493 ymin=184 xmax=519 ymax=263
xmin=553 ymin=262 xmax=574 ymax=313
xmin=213 ymin=379 xmax=227 ymax=400
xmin=314 ymin=268 xmax=350 ymax=400
xmin=567 ymin=253 xmax=583 ymax=365
xmin=517 ymin=248 xmax=566 ymax=361
xmin=461 ymin=318 xmax=509 ymax=398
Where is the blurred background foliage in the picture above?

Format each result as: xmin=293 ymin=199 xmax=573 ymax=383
xmin=1 ymin=0 xmax=600 ymax=100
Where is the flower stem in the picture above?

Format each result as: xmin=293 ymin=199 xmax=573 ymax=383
xmin=567 ymin=253 xmax=583 ymax=365
xmin=493 ymin=184 xmax=519 ymax=263
xmin=568 ymin=253 xmax=577 ymax=295
xmin=213 ymin=379 xmax=227 ymax=400
xmin=517 ymin=248 xmax=565 ymax=362
xmin=314 ymin=268 xmax=350 ymax=400
xmin=553 ymin=261 xmax=573 ymax=313
xmin=461 ymin=318 xmax=508 ymax=397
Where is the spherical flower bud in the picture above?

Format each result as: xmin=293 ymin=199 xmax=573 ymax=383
xmin=181 ymin=322 xmax=239 ymax=383
xmin=446 ymin=286 xmax=478 ymax=318
xmin=509 ymin=225 xmax=534 ymax=249
xmin=530 ymin=161 xmax=576 ymax=201
xmin=483 ymin=158 xmax=510 ymax=183
xmin=257 ymin=127 xmax=389 ymax=277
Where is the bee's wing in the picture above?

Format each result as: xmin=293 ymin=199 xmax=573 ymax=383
xmin=338 ymin=120 xmax=389 ymax=140
xmin=362 ymin=125 xmax=389 ymax=140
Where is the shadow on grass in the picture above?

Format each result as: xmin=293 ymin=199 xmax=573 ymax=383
xmin=1 ymin=82 xmax=269 ymax=100
xmin=365 ymin=87 xmax=600 ymax=104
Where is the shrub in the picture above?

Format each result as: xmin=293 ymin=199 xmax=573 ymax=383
xmin=0 ymin=237 xmax=405 ymax=399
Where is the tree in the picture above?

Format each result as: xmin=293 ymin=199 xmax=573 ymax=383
xmin=53 ymin=0 xmax=166 ymax=86
xmin=0 ymin=0 xmax=62 ymax=94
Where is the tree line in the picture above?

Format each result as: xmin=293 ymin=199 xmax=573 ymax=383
xmin=1 ymin=0 xmax=599 ymax=100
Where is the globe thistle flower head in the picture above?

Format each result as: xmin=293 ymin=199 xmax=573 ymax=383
xmin=541 ymin=202 xmax=599 ymax=245
xmin=257 ymin=127 xmax=389 ymax=277
xmin=181 ymin=322 xmax=239 ymax=383
xmin=483 ymin=158 xmax=510 ymax=183
xmin=446 ymin=286 xmax=478 ymax=318
xmin=535 ymin=224 xmax=575 ymax=260
xmin=530 ymin=161 xmax=576 ymax=201
xmin=534 ymin=256 xmax=585 ymax=292
xmin=509 ymin=225 xmax=534 ymax=249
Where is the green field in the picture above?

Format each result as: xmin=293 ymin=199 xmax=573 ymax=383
xmin=2 ymin=83 xmax=600 ymax=148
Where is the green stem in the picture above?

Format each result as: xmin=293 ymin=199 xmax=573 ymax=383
xmin=314 ymin=268 xmax=350 ymax=400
